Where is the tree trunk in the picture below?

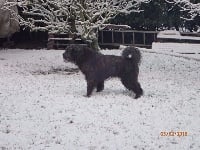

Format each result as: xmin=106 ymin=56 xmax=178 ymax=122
xmin=90 ymin=37 xmax=99 ymax=51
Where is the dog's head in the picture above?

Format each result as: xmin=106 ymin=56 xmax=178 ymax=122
xmin=63 ymin=45 xmax=92 ymax=64
xmin=63 ymin=45 xmax=74 ymax=62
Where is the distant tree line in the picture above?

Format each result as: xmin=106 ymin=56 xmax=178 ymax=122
xmin=110 ymin=0 xmax=200 ymax=32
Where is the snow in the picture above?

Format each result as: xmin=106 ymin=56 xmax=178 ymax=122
xmin=157 ymin=30 xmax=200 ymax=41
xmin=0 ymin=47 xmax=200 ymax=149
xmin=152 ymin=42 xmax=200 ymax=56
xmin=158 ymin=30 xmax=181 ymax=36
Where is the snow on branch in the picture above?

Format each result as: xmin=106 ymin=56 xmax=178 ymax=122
xmin=165 ymin=0 xmax=200 ymax=20
xmin=68 ymin=0 xmax=150 ymax=40
xmin=15 ymin=0 xmax=71 ymax=33
xmin=3 ymin=0 xmax=150 ymax=42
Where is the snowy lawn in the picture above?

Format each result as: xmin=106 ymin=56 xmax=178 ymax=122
xmin=0 ymin=48 xmax=200 ymax=150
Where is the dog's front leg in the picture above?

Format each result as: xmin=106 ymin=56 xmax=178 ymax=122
xmin=86 ymin=81 xmax=96 ymax=97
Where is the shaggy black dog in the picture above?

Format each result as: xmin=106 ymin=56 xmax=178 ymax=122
xmin=63 ymin=45 xmax=143 ymax=98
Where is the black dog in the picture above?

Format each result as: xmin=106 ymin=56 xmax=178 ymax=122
xmin=63 ymin=45 xmax=143 ymax=98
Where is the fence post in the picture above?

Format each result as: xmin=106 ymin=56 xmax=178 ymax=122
xmin=154 ymin=33 xmax=157 ymax=42
xmin=132 ymin=32 xmax=135 ymax=45
xmin=122 ymin=32 xmax=124 ymax=44
xmin=112 ymin=30 xmax=114 ymax=43
xmin=47 ymin=33 xmax=54 ymax=50
xmin=101 ymin=31 xmax=104 ymax=44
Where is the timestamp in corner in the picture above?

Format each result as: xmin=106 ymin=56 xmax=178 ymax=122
xmin=160 ymin=131 xmax=188 ymax=137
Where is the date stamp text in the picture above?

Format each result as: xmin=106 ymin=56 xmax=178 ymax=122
xmin=160 ymin=131 xmax=188 ymax=137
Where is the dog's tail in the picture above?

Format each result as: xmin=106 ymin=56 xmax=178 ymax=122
xmin=122 ymin=47 xmax=141 ymax=65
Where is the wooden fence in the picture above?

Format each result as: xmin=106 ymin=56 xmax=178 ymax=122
xmin=46 ymin=30 xmax=200 ymax=49
xmin=98 ymin=30 xmax=158 ymax=48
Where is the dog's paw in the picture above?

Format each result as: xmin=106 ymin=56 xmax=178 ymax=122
xmin=84 ymin=94 xmax=91 ymax=98
xmin=135 ymin=94 xmax=142 ymax=99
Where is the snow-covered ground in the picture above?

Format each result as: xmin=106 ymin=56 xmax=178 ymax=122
xmin=152 ymin=42 xmax=200 ymax=57
xmin=0 ymin=47 xmax=200 ymax=150
xmin=157 ymin=30 xmax=200 ymax=41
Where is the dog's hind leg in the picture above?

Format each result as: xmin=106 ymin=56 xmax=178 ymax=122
xmin=96 ymin=81 xmax=104 ymax=92
xmin=86 ymin=80 xmax=96 ymax=97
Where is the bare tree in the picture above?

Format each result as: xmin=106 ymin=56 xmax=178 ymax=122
xmin=68 ymin=0 xmax=150 ymax=49
xmin=4 ymin=0 xmax=150 ymax=49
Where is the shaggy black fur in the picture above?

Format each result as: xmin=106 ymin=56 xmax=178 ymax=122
xmin=63 ymin=45 xmax=143 ymax=98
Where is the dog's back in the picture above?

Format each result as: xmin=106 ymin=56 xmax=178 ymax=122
xmin=80 ymin=52 xmax=123 ymax=81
